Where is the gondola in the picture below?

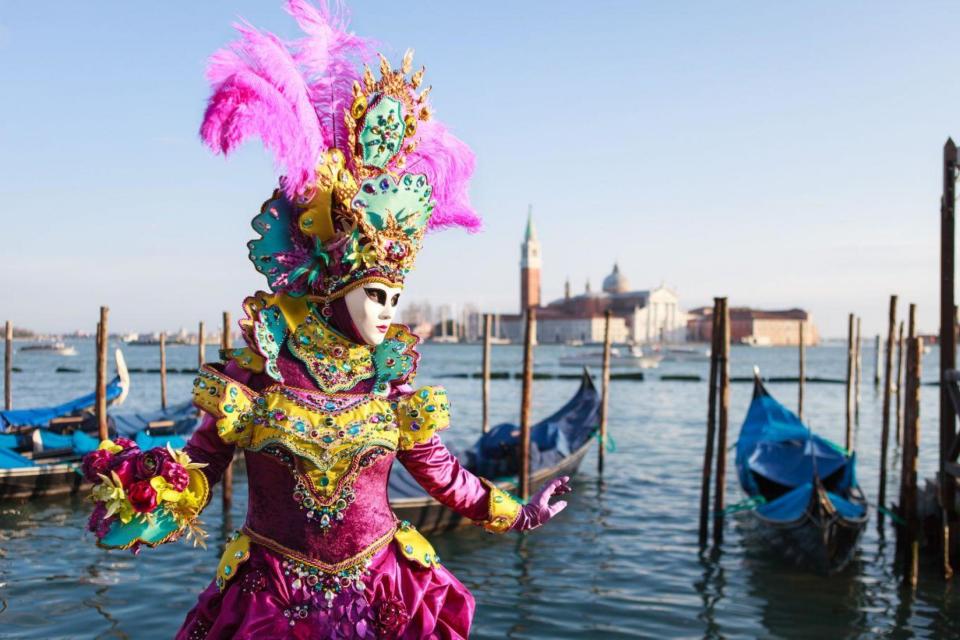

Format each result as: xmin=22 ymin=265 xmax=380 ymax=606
xmin=735 ymin=371 xmax=867 ymax=574
xmin=0 ymin=351 xmax=199 ymax=501
xmin=0 ymin=349 xmax=130 ymax=433
xmin=389 ymin=368 xmax=601 ymax=534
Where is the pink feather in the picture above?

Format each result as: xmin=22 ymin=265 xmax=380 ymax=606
xmin=407 ymin=121 xmax=481 ymax=233
xmin=200 ymin=0 xmax=480 ymax=233
xmin=202 ymin=21 xmax=323 ymax=199
xmin=284 ymin=0 xmax=373 ymax=150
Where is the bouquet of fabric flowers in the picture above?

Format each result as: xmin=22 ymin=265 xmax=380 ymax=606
xmin=82 ymin=438 xmax=210 ymax=552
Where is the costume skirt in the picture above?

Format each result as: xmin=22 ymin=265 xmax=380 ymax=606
xmin=175 ymin=540 xmax=474 ymax=640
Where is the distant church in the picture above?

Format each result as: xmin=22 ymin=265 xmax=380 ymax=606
xmin=500 ymin=210 xmax=687 ymax=344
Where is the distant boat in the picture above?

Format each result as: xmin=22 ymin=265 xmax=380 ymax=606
xmin=735 ymin=371 xmax=867 ymax=574
xmin=390 ymin=368 xmax=599 ymax=533
xmin=653 ymin=345 xmax=710 ymax=362
xmin=559 ymin=345 xmax=662 ymax=369
xmin=19 ymin=341 xmax=77 ymax=356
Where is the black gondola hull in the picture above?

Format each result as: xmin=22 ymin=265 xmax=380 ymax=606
xmin=746 ymin=484 xmax=867 ymax=574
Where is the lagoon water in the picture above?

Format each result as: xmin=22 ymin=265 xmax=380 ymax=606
xmin=2 ymin=339 xmax=960 ymax=639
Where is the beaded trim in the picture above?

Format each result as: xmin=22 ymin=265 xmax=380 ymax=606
xmin=287 ymin=307 xmax=420 ymax=396
xmin=394 ymin=386 xmax=451 ymax=450
xmin=243 ymin=522 xmax=398 ymax=571
xmin=476 ymin=478 xmax=522 ymax=534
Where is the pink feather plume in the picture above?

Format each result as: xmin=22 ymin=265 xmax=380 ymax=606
xmin=200 ymin=0 xmax=481 ymax=232
xmin=408 ymin=121 xmax=481 ymax=233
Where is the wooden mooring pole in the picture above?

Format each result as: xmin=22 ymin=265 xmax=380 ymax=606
xmin=713 ymin=298 xmax=730 ymax=545
xmin=899 ymin=307 xmax=922 ymax=588
xmin=519 ymin=308 xmax=536 ymax=501
xmin=222 ymin=312 xmax=234 ymax=511
xmin=798 ymin=321 xmax=805 ymax=421
xmin=855 ymin=316 xmax=862 ymax=422
xmin=878 ymin=295 xmax=898 ymax=525
xmin=482 ymin=314 xmax=491 ymax=434
xmin=96 ymin=306 xmax=109 ymax=442
xmin=895 ymin=321 xmax=905 ymax=446
xmin=940 ymin=137 xmax=958 ymax=578
xmin=198 ymin=321 xmax=206 ymax=368
xmin=874 ymin=334 xmax=882 ymax=386
xmin=598 ymin=310 xmax=612 ymax=475
xmin=159 ymin=333 xmax=168 ymax=411
xmin=4 ymin=321 xmax=11 ymax=410
xmin=698 ymin=300 xmax=722 ymax=546
xmin=845 ymin=313 xmax=855 ymax=452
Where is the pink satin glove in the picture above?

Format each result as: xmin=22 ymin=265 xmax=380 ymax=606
xmin=511 ymin=476 xmax=573 ymax=531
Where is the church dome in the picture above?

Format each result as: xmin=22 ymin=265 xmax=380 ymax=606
xmin=602 ymin=263 xmax=630 ymax=294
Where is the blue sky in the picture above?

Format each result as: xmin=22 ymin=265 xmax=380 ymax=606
xmin=1 ymin=1 xmax=957 ymax=337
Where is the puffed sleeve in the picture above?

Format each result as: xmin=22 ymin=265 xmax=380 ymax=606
xmin=187 ymin=360 xmax=257 ymax=480
xmin=395 ymin=387 xmax=522 ymax=533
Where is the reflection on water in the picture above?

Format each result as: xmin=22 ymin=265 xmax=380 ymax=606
xmin=2 ymin=341 xmax=960 ymax=637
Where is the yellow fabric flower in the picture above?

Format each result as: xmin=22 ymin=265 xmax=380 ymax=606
xmin=97 ymin=439 xmax=123 ymax=454
xmin=150 ymin=476 xmax=184 ymax=504
xmin=345 ymin=238 xmax=378 ymax=269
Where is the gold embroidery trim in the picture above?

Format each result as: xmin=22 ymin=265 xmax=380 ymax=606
xmin=476 ymin=478 xmax=522 ymax=534
xmin=242 ymin=522 xmax=398 ymax=573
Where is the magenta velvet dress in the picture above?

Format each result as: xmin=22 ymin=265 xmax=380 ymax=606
xmin=174 ymin=314 xmax=516 ymax=640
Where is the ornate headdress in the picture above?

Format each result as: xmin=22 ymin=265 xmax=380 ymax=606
xmin=200 ymin=0 xmax=479 ymax=300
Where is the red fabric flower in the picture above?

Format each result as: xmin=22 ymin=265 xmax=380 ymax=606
xmin=134 ymin=448 xmax=173 ymax=480
xmin=127 ymin=480 xmax=159 ymax=513
xmin=111 ymin=458 xmax=136 ymax=487
xmin=373 ymin=597 xmax=409 ymax=638
xmin=81 ymin=449 xmax=114 ymax=483
xmin=160 ymin=460 xmax=190 ymax=492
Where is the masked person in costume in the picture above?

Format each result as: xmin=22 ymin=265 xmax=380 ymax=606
xmin=80 ymin=2 xmax=571 ymax=638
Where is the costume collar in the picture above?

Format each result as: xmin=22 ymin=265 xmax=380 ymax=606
xmin=287 ymin=301 xmax=419 ymax=396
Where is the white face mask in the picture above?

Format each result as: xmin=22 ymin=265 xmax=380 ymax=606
xmin=343 ymin=282 xmax=403 ymax=345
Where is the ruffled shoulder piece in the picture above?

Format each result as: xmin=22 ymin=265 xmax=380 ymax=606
xmin=372 ymin=324 xmax=420 ymax=394
xmin=220 ymin=347 xmax=266 ymax=374
xmin=238 ymin=292 xmax=313 ymax=382
xmin=192 ymin=364 xmax=256 ymax=447
xmin=393 ymin=386 xmax=450 ymax=450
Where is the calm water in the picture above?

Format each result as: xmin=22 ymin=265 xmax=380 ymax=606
xmin=1 ymin=339 xmax=959 ymax=639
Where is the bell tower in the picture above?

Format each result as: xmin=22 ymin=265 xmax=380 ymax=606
xmin=520 ymin=205 xmax=542 ymax=311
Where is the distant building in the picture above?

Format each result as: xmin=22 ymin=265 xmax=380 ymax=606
xmin=687 ymin=307 xmax=819 ymax=346
xmin=520 ymin=207 xmax=542 ymax=310
xmin=498 ymin=211 xmax=687 ymax=344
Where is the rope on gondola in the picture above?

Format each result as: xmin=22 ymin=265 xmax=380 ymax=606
xmin=595 ymin=431 xmax=616 ymax=452
xmin=718 ymin=495 xmax=766 ymax=516
xmin=876 ymin=504 xmax=905 ymax=526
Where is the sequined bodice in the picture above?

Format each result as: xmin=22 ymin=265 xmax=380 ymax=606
xmin=192 ymin=358 xmax=449 ymax=566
